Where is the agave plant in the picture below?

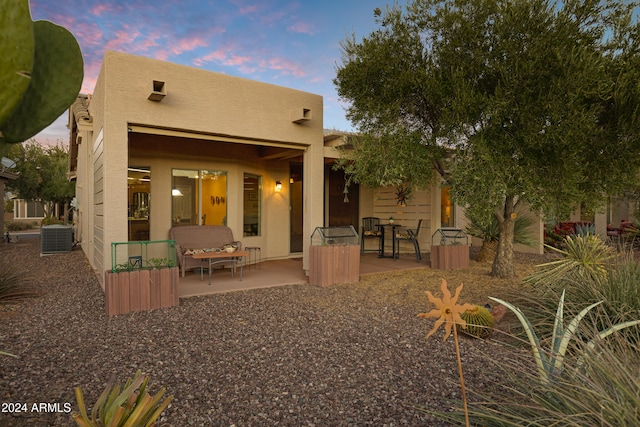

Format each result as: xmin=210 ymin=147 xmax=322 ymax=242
xmin=489 ymin=290 xmax=640 ymax=385
xmin=73 ymin=370 xmax=172 ymax=427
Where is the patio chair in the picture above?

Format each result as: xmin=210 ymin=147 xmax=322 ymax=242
xmin=361 ymin=217 xmax=382 ymax=254
xmin=394 ymin=219 xmax=423 ymax=262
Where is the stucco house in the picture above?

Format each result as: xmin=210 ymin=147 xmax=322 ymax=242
xmin=68 ymin=51 xmax=549 ymax=285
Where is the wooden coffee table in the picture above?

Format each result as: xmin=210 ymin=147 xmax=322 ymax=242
xmin=192 ymin=250 xmax=249 ymax=284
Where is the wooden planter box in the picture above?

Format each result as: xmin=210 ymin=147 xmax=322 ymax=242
xmin=430 ymin=245 xmax=470 ymax=270
xmin=104 ymin=267 xmax=180 ymax=316
xmin=309 ymin=244 xmax=360 ymax=286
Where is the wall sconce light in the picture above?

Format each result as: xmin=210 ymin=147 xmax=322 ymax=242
xmin=172 ymin=188 xmax=183 ymax=197
xmin=275 ymin=181 xmax=283 ymax=192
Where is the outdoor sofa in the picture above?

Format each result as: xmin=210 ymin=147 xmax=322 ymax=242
xmin=168 ymin=225 xmax=242 ymax=277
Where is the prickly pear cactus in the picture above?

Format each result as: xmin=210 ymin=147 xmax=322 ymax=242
xmin=458 ymin=305 xmax=495 ymax=339
xmin=0 ymin=0 xmax=34 ymax=126
xmin=0 ymin=0 xmax=83 ymax=144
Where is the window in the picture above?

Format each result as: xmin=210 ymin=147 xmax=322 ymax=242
xmin=243 ymin=173 xmax=261 ymax=236
xmin=441 ymin=185 xmax=454 ymax=228
xmin=26 ymin=201 xmax=45 ymax=218
xmin=172 ymin=169 xmax=227 ymax=226
xmin=128 ymin=167 xmax=150 ymax=241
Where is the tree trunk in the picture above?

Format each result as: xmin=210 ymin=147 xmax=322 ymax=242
xmin=491 ymin=198 xmax=517 ymax=278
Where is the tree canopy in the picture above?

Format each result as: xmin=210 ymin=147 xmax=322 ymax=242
xmin=5 ymin=140 xmax=75 ymax=220
xmin=334 ymin=0 xmax=640 ymax=277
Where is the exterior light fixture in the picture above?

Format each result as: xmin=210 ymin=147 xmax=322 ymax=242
xmin=343 ymin=185 xmax=350 ymax=203
xmin=275 ymin=181 xmax=283 ymax=192
xmin=172 ymin=188 xmax=183 ymax=197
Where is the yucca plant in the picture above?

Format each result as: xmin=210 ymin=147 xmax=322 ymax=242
xmin=73 ymin=370 xmax=172 ymax=427
xmin=465 ymin=211 xmax=535 ymax=262
xmin=489 ymin=290 xmax=640 ymax=386
xmin=524 ymin=234 xmax=615 ymax=289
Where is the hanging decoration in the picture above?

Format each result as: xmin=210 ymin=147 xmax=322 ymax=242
xmin=395 ymin=184 xmax=412 ymax=207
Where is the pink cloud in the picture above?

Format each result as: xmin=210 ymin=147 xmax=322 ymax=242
xmin=287 ymin=21 xmax=315 ymax=35
xmin=104 ymin=28 xmax=141 ymax=51
xmin=89 ymin=4 xmax=119 ymax=16
xmin=239 ymin=5 xmax=258 ymax=14
xmin=267 ymin=57 xmax=307 ymax=78
xmin=229 ymin=0 xmax=259 ymax=14
xmin=154 ymin=49 xmax=170 ymax=61
xmin=166 ymin=37 xmax=208 ymax=56
xmin=193 ymin=50 xmax=227 ymax=67
xmin=224 ymin=54 xmax=251 ymax=66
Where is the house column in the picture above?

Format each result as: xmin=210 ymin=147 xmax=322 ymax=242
xmin=302 ymin=143 xmax=324 ymax=274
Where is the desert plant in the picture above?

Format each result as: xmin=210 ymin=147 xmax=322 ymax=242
xmin=0 ymin=0 xmax=83 ymax=144
xmin=73 ymin=370 xmax=172 ymax=427
xmin=458 ymin=305 xmax=495 ymax=339
xmin=0 ymin=258 xmax=36 ymax=301
xmin=489 ymin=290 xmax=640 ymax=386
xmin=574 ymin=222 xmax=596 ymax=236
xmin=465 ymin=211 xmax=535 ymax=262
xmin=422 ymin=309 xmax=640 ymax=427
xmin=524 ymin=234 xmax=615 ymax=288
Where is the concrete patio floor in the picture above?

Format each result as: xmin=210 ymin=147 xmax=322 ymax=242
xmin=178 ymin=252 xmax=430 ymax=297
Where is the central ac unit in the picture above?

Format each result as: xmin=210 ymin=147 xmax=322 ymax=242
xmin=41 ymin=225 xmax=73 ymax=254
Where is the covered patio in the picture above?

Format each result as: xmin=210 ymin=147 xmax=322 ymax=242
xmin=178 ymin=252 xmax=430 ymax=297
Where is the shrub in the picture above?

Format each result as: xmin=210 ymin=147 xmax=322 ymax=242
xmin=41 ymin=215 xmax=63 ymax=226
xmin=0 ymin=257 xmax=35 ymax=301
xmin=5 ymin=221 xmax=33 ymax=232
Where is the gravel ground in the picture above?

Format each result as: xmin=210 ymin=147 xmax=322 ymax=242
xmin=0 ymin=238 xmax=551 ymax=426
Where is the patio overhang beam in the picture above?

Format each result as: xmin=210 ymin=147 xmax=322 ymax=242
xmin=128 ymin=124 xmax=309 ymax=151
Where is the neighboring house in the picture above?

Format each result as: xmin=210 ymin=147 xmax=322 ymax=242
xmin=1 ymin=168 xmax=18 ymax=238
xmin=68 ymin=51 xmax=548 ymax=285
xmin=11 ymin=199 xmax=62 ymax=222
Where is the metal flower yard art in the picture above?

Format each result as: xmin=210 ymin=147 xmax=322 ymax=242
xmin=418 ymin=279 xmax=474 ymax=427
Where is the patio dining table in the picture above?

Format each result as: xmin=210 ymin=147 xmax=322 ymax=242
xmin=375 ymin=223 xmax=401 ymax=259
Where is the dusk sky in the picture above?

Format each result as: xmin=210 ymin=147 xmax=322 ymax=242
xmin=28 ymin=0 xmax=409 ymax=145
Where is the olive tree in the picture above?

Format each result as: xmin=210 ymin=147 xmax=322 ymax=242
xmin=334 ymin=0 xmax=640 ymax=278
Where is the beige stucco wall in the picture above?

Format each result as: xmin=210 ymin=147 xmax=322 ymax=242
xmin=83 ymin=51 xmax=324 ymax=281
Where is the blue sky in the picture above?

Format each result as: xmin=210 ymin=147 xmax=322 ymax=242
xmin=29 ymin=0 xmax=408 ymax=145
